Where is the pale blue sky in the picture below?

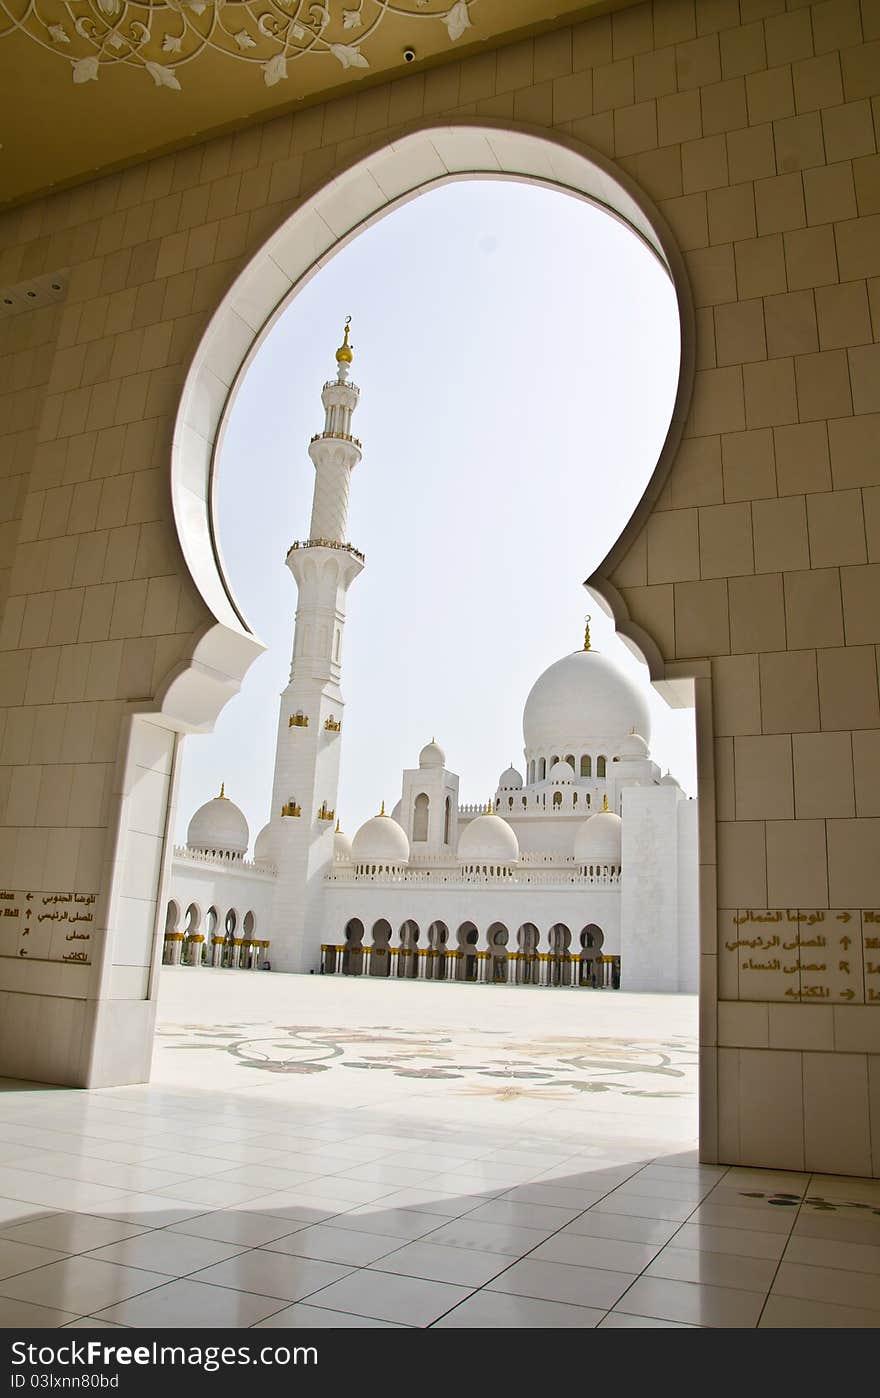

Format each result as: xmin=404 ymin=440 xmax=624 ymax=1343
xmin=175 ymin=179 xmax=692 ymax=848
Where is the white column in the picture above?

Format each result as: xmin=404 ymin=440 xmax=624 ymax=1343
xmin=334 ymin=945 xmax=344 ymax=975
xmin=538 ymin=954 xmax=549 ymax=987
xmin=362 ymin=946 xmax=372 ymax=978
xmin=417 ymin=949 xmax=428 ymax=979
xmin=389 ymin=947 xmax=399 ymax=977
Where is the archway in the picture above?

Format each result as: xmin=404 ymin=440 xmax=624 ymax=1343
xmin=427 ymin=921 xmax=449 ymax=981
xmin=487 ymin=923 xmax=509 ymax=985
xmin=516 ymin=923 xmax=540 ymax=987
xmin=370 ymin=918 xmax=392 ymax=978
xmin=456 ymin=922 xmax=479 ymax=984
xmin=398 ymin=920 xmax=420 ymax=980
xmin=153 ymin=118 xmax=709 ymax=1150
xmin=579 ymin=924 xmax=605 ymax=988
xmin=548 ymin=923 xmax=572 ymax=987
xmin=343 ymin=917 xmax=365 ymax=977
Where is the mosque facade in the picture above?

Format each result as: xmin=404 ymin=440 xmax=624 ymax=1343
xmin=164 ymin=329 xmax=698 ymax=994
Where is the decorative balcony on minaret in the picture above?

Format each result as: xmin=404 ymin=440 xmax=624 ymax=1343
xmin=260 ymin=320 xmax=366 ymax=972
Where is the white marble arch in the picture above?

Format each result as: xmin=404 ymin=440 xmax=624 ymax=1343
xmin=157 ymin=118 xmax=715 ymax=1161
xmin=162 ymin=117 xmax=697 ymax=734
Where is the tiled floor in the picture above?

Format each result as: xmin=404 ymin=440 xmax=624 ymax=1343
xmin=0 ymin=969 xmax=879 ymax=1328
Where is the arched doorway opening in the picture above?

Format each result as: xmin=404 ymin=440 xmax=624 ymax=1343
xmin=548 ymin=923 xmax=572 ymax=987
xmin=343 ymin=917 xmax=365 ymax=977
xmin=398 ymin=920 xmax=420 ymax=979
xmin=427 ymin=921 xmax=449 ymax=981
xmin=487 ymin=923 xmax=509 ymax=984
xmin=457 ymin=922 xmax=479 ymax=984
xmin=371 ymin=919 xmax=392 ymax=977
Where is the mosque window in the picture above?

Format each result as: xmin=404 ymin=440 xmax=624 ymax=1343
xmin=580 ymin=755 xmax=591 ymax=777
xmin=597 ymin=756 xmax=606 ymax=777
xmin=444 ymin=796 xmax=451 ymax=844
xmin=551 ymin=754 xmax=560 ymax=768
xmin=552 ymin=791 xmax=562 ymax=807
xmin=565 ymin=754 xmax=575 ymax=768
xmin=413 ymin=793 xmax=429 ymax=841
xmin=521 ymin=796 xmax=527 ymax=809
xmin=538 ymin=758 xmax=546 ymax=780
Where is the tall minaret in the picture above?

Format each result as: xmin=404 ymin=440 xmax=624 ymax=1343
xmin=265 ymin=320 xmax=364 ymax=971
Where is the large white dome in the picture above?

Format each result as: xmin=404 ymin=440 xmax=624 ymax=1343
xmin=574 ymin=811 xmax=623 ymax=863
xmin=523 ymin=649 xmax=651 ymax=753
xmin=187 ymin=788 xmax=249 ymax=857
xmin=351 ymin=812 xmax=410 ymax=865
xmin=458 ymin=813 xmax=519 ymax=864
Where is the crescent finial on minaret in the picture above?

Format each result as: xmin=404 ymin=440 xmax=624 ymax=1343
xmin=336 ymin=316 xmax=353 ymax=365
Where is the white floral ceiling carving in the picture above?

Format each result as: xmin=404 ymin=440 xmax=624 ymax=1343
xmin=0 ymin=0 xmax=477 ymax=89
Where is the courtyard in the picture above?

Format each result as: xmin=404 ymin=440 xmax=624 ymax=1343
xmin=0 ymin=971 xmax=878 ymax=1328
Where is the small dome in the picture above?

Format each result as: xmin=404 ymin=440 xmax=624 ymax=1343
xmin=661 ymin=771 xmax=681 ymax=787
xmin=334 ymin=825 xmax=353 ymax=861
xmin=187 ymin=787 xmax=249 ymax=857
xmin=458 ymin=813 xmax=519 ymax=864
xmin=618 ymin=732 xmax=650 ymax=758
xmin=548 ymin=759 xmax=576 ymax=783
xmin=419 ymin=739 xmax=446 ymax=769
xmin=253 ymin=822 xmax=276 ymax=865
xmin=498 ymin=765 xmax=523 ymax=790
xmin=574 ymin=811 xmax=622 ymax=864
xmin=351 ymin=812 xmax=410 ymax=865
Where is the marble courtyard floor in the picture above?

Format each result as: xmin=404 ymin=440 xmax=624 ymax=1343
xmin=0 ymin=969 xmax=879 ymax=1329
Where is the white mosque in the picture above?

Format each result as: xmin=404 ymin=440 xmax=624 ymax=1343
xmin=164 ymin=325 xmax=698 ymax=993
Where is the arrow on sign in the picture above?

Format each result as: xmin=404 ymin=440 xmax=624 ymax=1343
xmin=839 ymin=988 xmax=856 ymax=1000
xmin=18 ymin=948 xmax=27 ymax=957
xmin=837 ymin=911 xmax=852 ymax=923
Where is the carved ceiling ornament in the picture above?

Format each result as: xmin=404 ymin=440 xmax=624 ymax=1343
xmin=0 ymin=0 xmax=476 ymax=89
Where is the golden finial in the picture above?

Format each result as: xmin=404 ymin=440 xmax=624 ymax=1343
xmin=335 ymin=818 xmax=341 ymax=834
xmin=219 ymin=782 xmax=227 ymax=799
xmin=486 ymin=797 xmax=493 ymax=814
xmin=583 ymin=614 xmax=592 ymax=651
xmin=603 ymin=793 xmax=609 ymax=812
xmin=379 ymin=800 xmax=386 ymax=817
xmin=335 ymin=316 xmax=353 ymax=365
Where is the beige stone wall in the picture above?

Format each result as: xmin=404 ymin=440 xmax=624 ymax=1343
xmin=1 ymin=0 xmax=879 ymax=1170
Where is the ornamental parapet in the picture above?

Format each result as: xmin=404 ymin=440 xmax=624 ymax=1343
xmin=287 ymin=538 xmax=365 ymax=563
xmin=325 ymin=867 xmax=620 ymax=888
xmin=171 ymin=845 xmax=276 ymax=876
xmin=310 ymin=431 xmax=362 ymax=447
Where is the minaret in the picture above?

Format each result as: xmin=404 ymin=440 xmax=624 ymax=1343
xmin=266 ymin=320 xmax=364 ymax=971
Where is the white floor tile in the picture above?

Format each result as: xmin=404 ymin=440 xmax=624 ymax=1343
xmin=671 ymin=1223 xmax=786 ymax=1261
xmin=530 ymin=1232 xmax=662 ymax=1273
xmin=252 ymin=1302 xmax=406 ymax=1328
xmin=759 ymin=1294 xmax=880 ymax=1328
xmin=433 ymin=1290 xmax=604 ymax=1328
xmin=560 ymin=1212 xmax=682 ymax=1246
xmin=782 ymin=1234 xmax=880 ymax=1274
xmin=265 ymin=1225 xmax=399 ymax=1267
xmin=419 ymin=1217 xmax=551 ymax=1256
xmin=0 ymin=1213 xmax=149 ymax=1254
xmin=189 ymin=1249 xmax=352 ymax=1303
xmin=167 ymin=1212 xmax=298 ymax=1247
xmin=329 ymin=1207 xmax=444 ymax=1240
xmin=643 ymin=1245 xmax=777 ymax=1292
xmin=614 ymin=1276 xmax=765 ymax=1327
xmin=591 ymin=1193 xmax=695 ymax=1222
xmin=772 ymin=1260 xmax=880 ymax=1310
xmin=0 ymin=1239 xmax=68 ymax=1279
xmin=0 ymin=1295 xmax=81 ymax=1327
xmin=465 ymin=1199 xmax=581 ymax=1231
xmin=304 ymin=1269 xmax=471 ymax=1327
xmin=0 ymin=1256 xmax=169 ymax=1313
xmin=371 ymin=1240 xmax=509 ymax=1287
xmin=94 ymin=1278 xmax=288 ymax=1328
xmin=85 ymin=1231 xmax=247 ymax=1276
xmin=488 ymin=1257 xmax=635 ymax=1308
xmin=598 ymin=1311 xmax=700 ymax=1327
xmin=689 ymin=1203 xmax=796 ymax=1235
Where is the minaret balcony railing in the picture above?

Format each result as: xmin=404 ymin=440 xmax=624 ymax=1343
xmin=281 ymin=801 xmax=302 ymax=817
xmin=289 ymin=713 xmax=309 ymax=728
xmin=287 ymin=539 xmax=365 ymax=563
xmin=317 ymin=802 xmax=335 ymax=822
xmin=324 ymin=717 xmax=341 ymax=732
xmin=310 ymin=431 xmax=362 ymax=448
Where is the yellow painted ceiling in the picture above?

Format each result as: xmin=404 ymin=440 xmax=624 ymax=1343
xmin=0 ymin=0 xmax=629 ymax=208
